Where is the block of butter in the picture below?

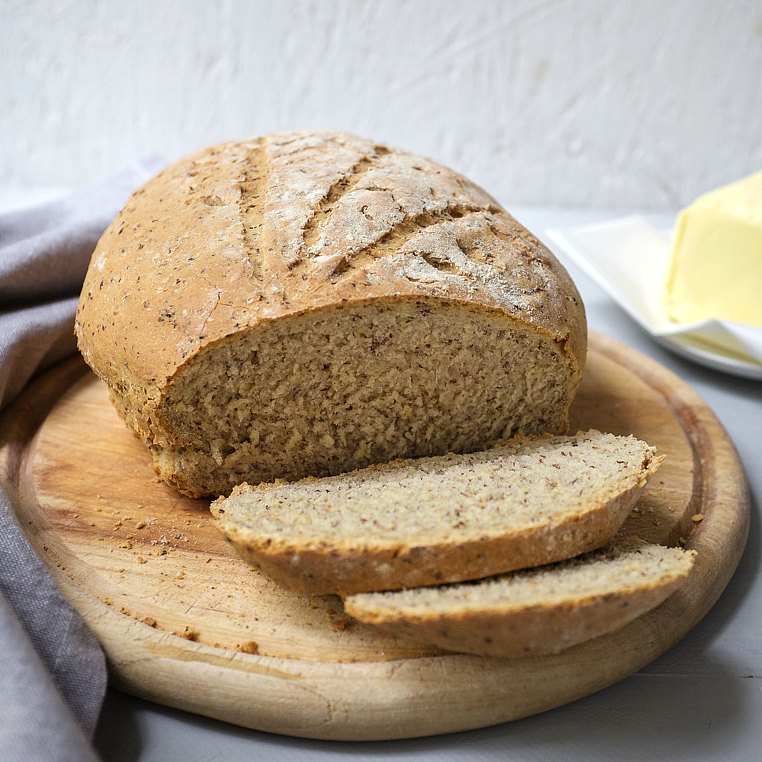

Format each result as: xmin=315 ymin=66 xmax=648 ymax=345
xmin=665 ymin=171 xmax=762 ymax=328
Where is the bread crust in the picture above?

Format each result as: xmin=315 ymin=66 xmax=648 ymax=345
xmin=75 ymin=131 xmax=587 ymax=492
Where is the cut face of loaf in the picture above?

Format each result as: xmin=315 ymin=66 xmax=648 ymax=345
xmin=211 ymin=431 xmax=662 ymax=595
xmin=343 ymin=539 xmax=696 ymax=658
xmin=150 ymin=300 xmax=576 ymax=496
xmin=75 ymin=131 xmax=586 ymax=497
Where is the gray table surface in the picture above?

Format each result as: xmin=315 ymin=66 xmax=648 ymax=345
xmin=7 ymin=192 xmax=760 ymax=761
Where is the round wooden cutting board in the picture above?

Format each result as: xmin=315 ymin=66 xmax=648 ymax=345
xmin=0 ymin=333 xmax=749 ymax=741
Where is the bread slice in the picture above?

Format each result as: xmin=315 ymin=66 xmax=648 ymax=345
xmin=344 ymin=539 xmax=696 ymax=657
xmin=210 ymin=430 xmax=662 ymax=595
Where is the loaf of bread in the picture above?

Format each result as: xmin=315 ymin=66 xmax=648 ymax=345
xmin=210 ymin=431 xmax=661 ymax=594
xmin=344 ymin=539 xmax=696 ymax=657
xmin=75 ymin=131 xmax=586 ymax=497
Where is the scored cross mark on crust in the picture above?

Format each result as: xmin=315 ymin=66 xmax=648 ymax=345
xmin=238 ymin=138 xmax=270 ymax=283
xmin=300 ymin=145 xmax=391 ymax=254
xmin=270 ymin=134 xmax=507 ymax=285
xmin=324 ymin=204 xmax=497 ymax=284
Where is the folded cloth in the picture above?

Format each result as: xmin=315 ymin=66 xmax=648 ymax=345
xmin=0 ymin=159 xmax=163 ymax=762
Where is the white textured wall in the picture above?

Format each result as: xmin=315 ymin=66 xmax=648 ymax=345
xmin=3 ymin=0 xmax=762 ymax=209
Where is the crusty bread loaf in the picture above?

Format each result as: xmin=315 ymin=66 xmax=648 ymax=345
xmin=344 ymin=539 xmax=696 ymax=657
xmin=210 ymin=431 xmax=661 ymax=595
xmin=75 ymin=131 xmax=586 ymax=497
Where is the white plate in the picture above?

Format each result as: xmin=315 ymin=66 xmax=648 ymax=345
xmin=547 ymin=217 xmax=762 ymax=381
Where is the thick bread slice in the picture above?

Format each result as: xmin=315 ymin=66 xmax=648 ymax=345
xmin=75 ymin=131 xmax=586 ymax=497
xmin=344 ymin=539 xmax=696 ymax=657
xmin=210 ymin=431 xmax=662 ymax=595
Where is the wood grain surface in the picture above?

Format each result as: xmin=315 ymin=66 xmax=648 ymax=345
xmin=0 ymin=333 xmax=749 ymax=740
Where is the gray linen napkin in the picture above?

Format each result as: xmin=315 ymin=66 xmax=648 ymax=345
xmin=0 ymin=159 xmax=163 ymax=761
